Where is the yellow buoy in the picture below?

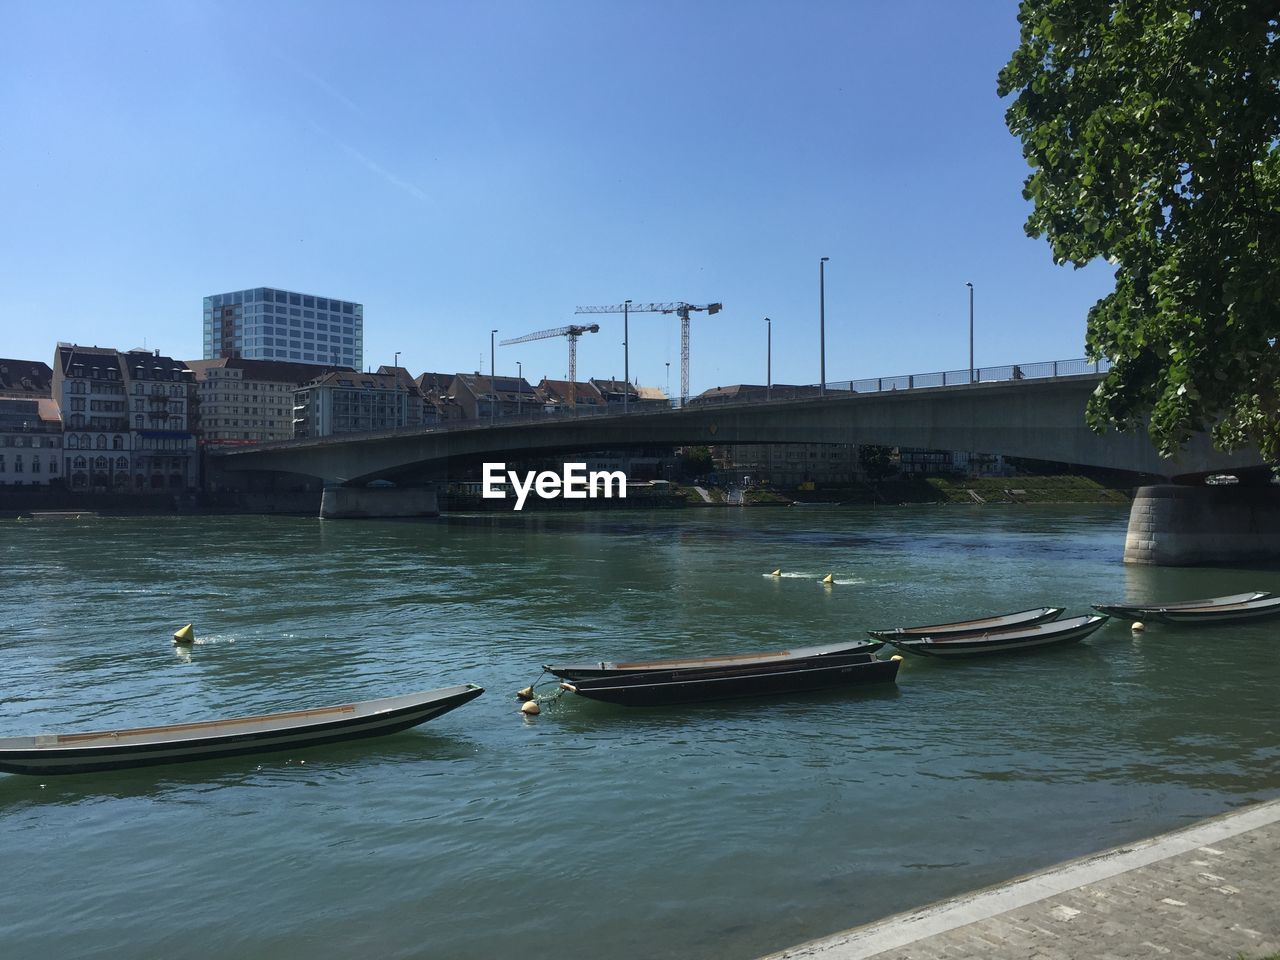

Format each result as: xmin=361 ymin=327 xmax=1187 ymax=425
xmin=516 ymin=686 xmax=534 ymax=701
xmin=890 ymin=654 xmax=903 ymax=662
xmin=770 ymin=569 xmax=782 ymax=577
xmin=821 ymin=573 xmax=834 ymax=584
xmin=520 ymin=700 xmax=541 ymax=715
xmin=172 ymin=623 xmax=195 ymax=645
xmin=1131 ymin=621 xmax=1145 ymax=632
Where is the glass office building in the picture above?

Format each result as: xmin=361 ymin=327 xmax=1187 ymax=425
xmin=202 ymin=287 xmax=364 ymax=371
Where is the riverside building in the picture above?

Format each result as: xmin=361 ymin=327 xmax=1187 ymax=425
xmin=0 ymin=358 xmax=61 ymax=486
xmin=292 ymin=370 xmax=422 ymax=438
xmin=203 ymin=287 xmax=363 ymax=371
xmin=53 ymin=344 xmax=197 ymax=492
xmin=187 ymin=357 xmax=352 ymax=446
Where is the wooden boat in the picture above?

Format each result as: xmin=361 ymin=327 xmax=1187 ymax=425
xmin=0 ymin=684 xmax=485 ymax=776
xmin=1092 ymin=591 xmax=1280 ymax=623
xmin=880 ymin=615 xmax=1108 ymax=658
xmin=558 ymin=654 xmax=901 ymax=707
xmin=545 ymin=638 xmax=885 ymax=682
xmin=867 ymin=606 xmax=1065 ymax=642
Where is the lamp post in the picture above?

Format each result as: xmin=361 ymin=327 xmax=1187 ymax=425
xmin=623 ymin=299 xmax=631 ymax=413
xmin=765 ymin=317 xmax=772 ymax=401
xmin=665 ymin=362 xmax=670 ymax=401
xmin=819 ymin=257 xmax=830 ymax=396
xmin=966 ymin=282 xmax=974 ymax=384
xmin=490 ymin=329 xmax=497 ymax=422
xmin=517 ymin=360 xmax=523 ymax=416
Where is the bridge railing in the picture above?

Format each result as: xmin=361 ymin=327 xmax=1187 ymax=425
xmin=823 ymin=358 xmax=1110 ymax=399
xmin=218 ymin=356 xmax=1111 ymax=451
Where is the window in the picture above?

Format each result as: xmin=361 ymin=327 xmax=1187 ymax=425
xmin=113 ymin=435 xmax=123 ymax=450
xmin=135 ymin=415 xmax=143 ymax=429
xmin=49 ymin=457 xmax=58 ymax=473
xmin=96 ymin=435 xmax=107 ymax=450
xmin=0 ymin=455 xmax=5 ymax=471
xmin=116 ymin=457 xmax=128 ymax=471
xmin=73 ymin=456 xmax=87 ymax=469
xmin=32 ymin=458 xmax=40 ymax=474
xmin=14 ymin=455 xmax=22 ymax=473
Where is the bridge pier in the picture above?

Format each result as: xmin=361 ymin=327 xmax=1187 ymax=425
xmin=1124 ymin=484 xmax=1280 ymax=566
xmin=320 ymin=487 xmax=439 ymax=519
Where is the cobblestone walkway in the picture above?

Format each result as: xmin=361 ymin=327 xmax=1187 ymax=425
xmin=763 ymin=798 xmax=1280 ymax=960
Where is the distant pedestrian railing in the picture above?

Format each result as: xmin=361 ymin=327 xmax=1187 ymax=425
xmin=214 ymin=356 xmax=1111 ymax=452
xmin=830 ymin=357 xmax=1111 ymax=396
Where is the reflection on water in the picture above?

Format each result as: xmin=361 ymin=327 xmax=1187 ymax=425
xmin=1 ymin=507 xmax=1278 ymax=960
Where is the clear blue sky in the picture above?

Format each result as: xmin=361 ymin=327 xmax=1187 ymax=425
xmin=1 ymin=0 xmax=1115 ymax=393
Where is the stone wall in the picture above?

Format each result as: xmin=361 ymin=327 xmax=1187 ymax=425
xmin=1124 ymin=484 xmax=1280 ymax=565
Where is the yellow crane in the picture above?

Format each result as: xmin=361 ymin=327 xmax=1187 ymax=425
xmin=574 ymin=301 xmax=723 ymax=406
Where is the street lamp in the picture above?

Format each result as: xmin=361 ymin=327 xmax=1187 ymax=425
xmin=623 ymin=299 xmax=632 ymax=413
xmin=765 ymin=317 xmax=772 ymax=401
xmin=665 ymin=362 xmax=670 ymax=400
xmin=966 ymin=282 xmax=974 ymax=384
xmin=517 ymin=360 xmax=523 ymax=416
xmin=819 ymin=257 xmax=830 ymax=396
xmin=490 ymin=329 xmax=497 ymax=422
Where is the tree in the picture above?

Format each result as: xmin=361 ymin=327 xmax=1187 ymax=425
xmin=678 ymin=445 xmax=714 ymax=477
xmin=858 ymin=444 xmax=898 ymax=482
xmin=998 ymin=1 xmax=1280 ymax=464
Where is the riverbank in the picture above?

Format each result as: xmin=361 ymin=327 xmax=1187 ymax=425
xmin=761 ymin=797 xmax=1280 ymax=960
xmin=0 ymin=475 xmax=1132 ymax=517
xmin=784 ymin=474 xmax=1133 ymax=506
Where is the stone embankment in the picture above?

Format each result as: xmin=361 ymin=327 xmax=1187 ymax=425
xmin=761 ymin=798 xmax=1280 ymax=960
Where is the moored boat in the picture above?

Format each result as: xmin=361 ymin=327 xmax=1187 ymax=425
xmin=558 ymin=654 xmax=901 ymax=707
xmin=881 ymin=614 xmax=1108 ymax=658
xmin=545 ymin=638 xmax=884 ymax=682
xmin=0 ymin=684 xmax=485 ymax=776
xmin=1092 ymin=592 xmax=1280 ymax=623
xmin=867 ymin=606 xmax=1065 ymax=642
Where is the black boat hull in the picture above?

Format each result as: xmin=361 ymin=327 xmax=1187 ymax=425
xmin=1093 ymin=594 xmax=1280 ymax=624
xmin=0 ymin=685 xmax=485 ymax=776
xmin=561 ymin=655 xmax=901 ymax=707
xmin=547 ymin=639 xmax=884 ymax=682
xmin=868 ymin=606 xmax=1065 ymax=642
xmin=884 ymin=615 xmax=1108 ymax=658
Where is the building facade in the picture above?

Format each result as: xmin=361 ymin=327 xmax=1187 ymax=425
xmin=0 ymin=397 xmax=62 ymax=486
xmin=202 ymin=287 xmax=363 ymax=371
xmin=53 ymin=344 xmax=197 ymax=492
xmin=187 ymin=357 xmax=350 ymax=445
xmin=293 ymin=370 xmax=421 ymax=438
xmin=719 ymin=442 xmax=864 ymax=487
xmin=451 ymin=373 xmax=537 ymax=419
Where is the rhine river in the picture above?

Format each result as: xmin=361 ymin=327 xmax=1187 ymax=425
xmin=1 ymin=506 xmax=1277 ymax=959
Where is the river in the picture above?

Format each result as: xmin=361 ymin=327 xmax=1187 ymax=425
xmin=1 ymin=506 xmax=1277 ymax=959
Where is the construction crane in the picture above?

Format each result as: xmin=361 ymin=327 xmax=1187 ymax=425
xmin=500 ymin=323 xmax=600 ymax=408
xmin=574 ymin=301 xmax=723 ymax=405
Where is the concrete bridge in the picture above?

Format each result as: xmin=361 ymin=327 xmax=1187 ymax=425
xmin=212 ymin=371 xmax=1257 ymax=487
xmin=209 ymin=368 xmax=1280 ymax=568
